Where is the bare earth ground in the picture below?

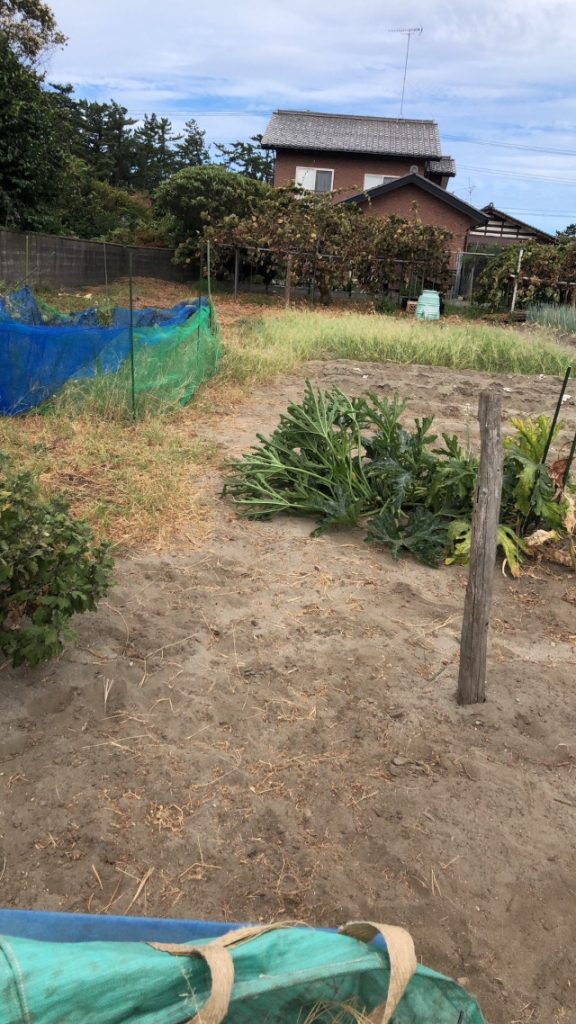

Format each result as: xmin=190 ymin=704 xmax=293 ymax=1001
xmin=1 ymin=355 xmax=576 ymax=1024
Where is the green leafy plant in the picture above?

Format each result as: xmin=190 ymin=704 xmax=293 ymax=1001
xmin=225 ymin=383 xmax=575 ymax=575
xmin=0 ymin=455 xmax=114 ymax=667
xmin=366 ymin=506 xmax=450 ymax=567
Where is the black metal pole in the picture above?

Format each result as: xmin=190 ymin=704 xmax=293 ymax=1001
xmin=206 ymin=239 xmax=212 ymax=303
xmin=103 ymin=240 xmax=109 ymax=300
xmin=198 ymin=241 xmax=203 ymax=307
xmin=542 ymin=366 xmax=572 ymax=464
xmin=128 ymin=250 xmax=137 ymax=422
xmin=234 ymin=248 xmax=239 ymax=299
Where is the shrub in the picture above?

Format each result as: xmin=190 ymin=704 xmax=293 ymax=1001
xmin=0 ymin=455 xmax=114 ymax=667
xmin=374 ymin=296 xmax=398 ymax=315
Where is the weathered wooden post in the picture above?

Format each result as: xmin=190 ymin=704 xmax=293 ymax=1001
xmin=285 ymin=254 xmax=292 ymax=308
xmin=510 ymin=247 xmax=524 ymax=313
xmin=457 ymin=390 xmax=504 ymax=705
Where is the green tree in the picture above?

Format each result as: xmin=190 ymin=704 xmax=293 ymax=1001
xmin=175 ymin=118 xmax=209 ymax=168
xmin=214 ymin=134 xmax=274 ymax=182
xmin=0 ymin=34 xmax=65 ymax=229
xmin=475 ymin=243 xmax=566 ymax=308
xmin=356 ymin=215 xmax=452 ymax=298
xmin=0 ymin=0 xmax=66 ymax=65
xmin=154 ymin=165 xmax=272 ymax=263
xmin=53 ymin=157 xmax=152 ymax=240
xmin=133 ymin=114 xmax=181 ymax=192
xmin=206 ymin=187 xmax=452 ymax=304
xmin=45 ymin=81 xmax=84 ymax=152
xmin=73 ymin=99 xmax=137 ymax=187
xmin=556 ymin=223 xmax=576 ymax=242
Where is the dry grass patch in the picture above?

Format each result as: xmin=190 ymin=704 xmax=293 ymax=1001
xmin=0 ymin=411 xmax=219 ymax=548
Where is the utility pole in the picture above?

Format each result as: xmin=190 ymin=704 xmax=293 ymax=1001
xmin=389 ymin=26 xmax=423 ymax=118
xmin=510 ymin=247 xmax=524 ymax=312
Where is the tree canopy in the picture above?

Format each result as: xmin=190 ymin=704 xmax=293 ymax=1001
xmin=0 ymin=0 xmax=66 ymax=64
xmin=155 ymin=165 xmax=273 ymax=263
xmin=205 ymin=186 xmax=453 ymax=302
xmin=214 ymin=135 xmax=274 ymax=182
xmin=0 ymin=34 xmax=65 ymax=229
xmin=475 ymin=242 xmax=576 ymax=308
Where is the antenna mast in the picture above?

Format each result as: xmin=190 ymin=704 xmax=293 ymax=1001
xmin=388 ymin=26 xmax=423 ymax=118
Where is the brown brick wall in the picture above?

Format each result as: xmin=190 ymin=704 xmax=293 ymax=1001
xmin=273 ymin=148 xmax=426 ymax=196
xmin=359 ymin=186 xmax=473 ymax=268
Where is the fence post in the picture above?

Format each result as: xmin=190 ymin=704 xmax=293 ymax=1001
xmin=127 ymin=250 xmax=137 ymax=423
xmin=233 ymin=248 xmax=240 ymax=299
xmin=510 ymin=247 xmax=524 ymax=312
xmin=453 ymin=251 xmax=463 ymax=299
xmin=103 ymin=240 xmax=109 ymax=299
xmin=457 ymin=390 xmax=503 ymax=705
xmin=285 ymin=254 xmax=292 ymax=308
xmin=206 ymin=239 xmax=212 ymax=302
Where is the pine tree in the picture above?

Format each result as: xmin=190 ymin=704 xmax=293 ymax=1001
xmin=133 ymin=114 xmax=181 ymax=192
xmin=214 ymin=134 xmax=274 ymax=182
xmin=75 ymin=100 xmax=137 ymax=187
xmin=175 ymin=118 xmax=209 ymax=168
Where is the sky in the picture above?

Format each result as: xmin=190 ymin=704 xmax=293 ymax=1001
xmin=45 ymin=0 xmax=576 ymax=234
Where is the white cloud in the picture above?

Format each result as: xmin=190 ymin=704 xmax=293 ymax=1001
xmin=46 ymin=0 xmax=576 ymax=231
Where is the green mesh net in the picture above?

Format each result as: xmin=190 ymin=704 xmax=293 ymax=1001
xmin=0 ymin=288 xmax=222 ymax=417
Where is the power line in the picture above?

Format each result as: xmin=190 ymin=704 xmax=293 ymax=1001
xmin=498 ymin=208 xmax=573 ymax=216
xmin=106 ymin=107 xmax=576 ymax=160
xmin=119 ymin=111 xmax=576 ymax=157
xmin=459 ymin=164 xmax=576 ymax=185
xmin=444 ymin=134 xmax=576 ymax=158
xmin=124 ymin=110 xmax=265 ymax=117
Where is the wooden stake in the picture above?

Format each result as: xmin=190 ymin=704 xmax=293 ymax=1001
xmin=457 ymin=391 xmax=503 ymax=705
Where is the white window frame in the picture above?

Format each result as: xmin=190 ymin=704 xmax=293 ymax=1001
xmin=363 ymin=173 xmax=399 ymax=191
xmin=295 ymin=166 xmax=334 ymax=192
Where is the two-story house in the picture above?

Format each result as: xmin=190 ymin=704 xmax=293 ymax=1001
xmin=263 ymin=109 xmax=456 ymax=194
xmin=262 ymin=110 xmax=489 ymax=264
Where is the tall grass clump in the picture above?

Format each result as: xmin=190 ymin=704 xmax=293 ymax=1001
xmin=223 ymin=311 xmax=572 ymax=383
xmin=527 ymin=303 xmax=576 ymax=334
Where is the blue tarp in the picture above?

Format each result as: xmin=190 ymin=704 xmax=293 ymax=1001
xmin=0 ymin=287 xmax=206 ymax=415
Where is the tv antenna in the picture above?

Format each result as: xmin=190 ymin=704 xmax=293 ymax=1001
xmin=389 ymin=26 xmax=423 ymax=118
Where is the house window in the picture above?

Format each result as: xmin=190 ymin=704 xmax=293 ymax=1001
xmin=363 ymin=174 xmax=399 ymax=190
xmin=295 ymin=167 xmax=334 ymax=192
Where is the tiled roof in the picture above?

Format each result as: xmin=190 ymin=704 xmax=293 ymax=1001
xmin=478 ymin=205 xmax=555 ymax=241
xmin=344 ymin=174 xmax=489 ymax=226
xmin=426 ymin=157 xmax=456 ymax=176
xmin=262 ymin=110 xmax=443 ymax=157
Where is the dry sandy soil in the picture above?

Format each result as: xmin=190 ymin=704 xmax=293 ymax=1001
xmin=1 ymin=354 xmax=576 ymax=1024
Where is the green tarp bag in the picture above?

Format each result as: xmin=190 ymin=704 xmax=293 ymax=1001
xmin=0 ymin=920 xmax=485 ymax=1023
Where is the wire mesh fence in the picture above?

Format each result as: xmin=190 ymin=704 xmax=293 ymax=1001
xmin=0 ymin=285 xmax=221 ymax=419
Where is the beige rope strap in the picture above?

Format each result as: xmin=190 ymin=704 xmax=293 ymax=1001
xmin=150 ymin=939 xmax=233 ymax=1024
xmin=339 ymin=921 xmax=417 ymax=1024
xmin=150 ymin=919 xmax=416 ymax=1024
xmin=150 ymin=926 xmax=292 ymax=1024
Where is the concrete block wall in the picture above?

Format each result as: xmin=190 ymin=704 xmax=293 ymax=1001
xmin=0 ymin=229 xmax=187 ymax=290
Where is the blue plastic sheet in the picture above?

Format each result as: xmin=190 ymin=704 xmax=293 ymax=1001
xmin=0 ymin=287 xmax=207 ymax=415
